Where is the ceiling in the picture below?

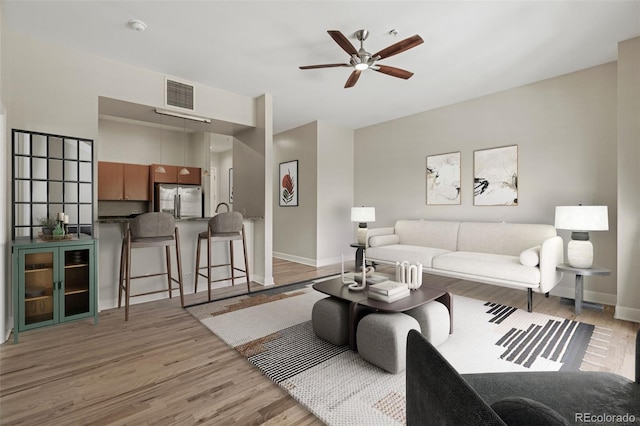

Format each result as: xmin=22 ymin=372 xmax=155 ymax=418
xmin=3 ymin=1 xmax=639 ymax=134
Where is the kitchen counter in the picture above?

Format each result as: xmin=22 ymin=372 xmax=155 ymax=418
xmin=97 ymin=216 xmax=209 ymax=224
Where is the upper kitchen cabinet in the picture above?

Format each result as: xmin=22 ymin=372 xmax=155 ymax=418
xmin=98 ymin=162 xmax=149 ymax=201
xmin=151 ymin=164 xmax=201 ymax=186
xmin=177 ymin=167 xmax=201 ymax=185
xmin=12 ymin=130 xmax=94 ymax=239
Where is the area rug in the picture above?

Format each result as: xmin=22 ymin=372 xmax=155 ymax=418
xmin=187 ymin=280 xmax=611 ymax=426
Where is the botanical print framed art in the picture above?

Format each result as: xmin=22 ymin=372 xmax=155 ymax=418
xmin=473 ymin=145 xmax=518 ymax=206
xmin=426 ymin=151 xmax=461 ymax=205
xmin=279 ymin=160 xmax=298 ymax=207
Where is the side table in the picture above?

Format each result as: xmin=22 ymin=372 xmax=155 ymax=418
xmin=350 ymin=243 xmax=366 ymax=269
xmin=556 ymin=263 xmax=610 ymax=315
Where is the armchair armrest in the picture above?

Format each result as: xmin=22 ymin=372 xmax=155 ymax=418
xmin=538 ymin=236 xmax=564 ymax=294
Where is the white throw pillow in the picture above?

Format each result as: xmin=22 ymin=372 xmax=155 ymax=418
xmin=368 ymin=234 xmax=400 ymax=247
xmin=519 ymin=246 xmax=541 ymax=267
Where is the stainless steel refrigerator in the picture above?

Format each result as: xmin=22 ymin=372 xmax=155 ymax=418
xmin=156 ymin=184 xmax=202 ymax=218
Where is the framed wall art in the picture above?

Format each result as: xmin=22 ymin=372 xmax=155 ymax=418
xmin=426 ymin=151 xmax=461 ymax=205
xmin=279 ymin=160 xmax=298 ymax=207
xmin=473 ymin=145 xmax=518 ymax=206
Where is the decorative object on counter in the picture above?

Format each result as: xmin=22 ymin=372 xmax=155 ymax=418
xmin=426 ymin=151 xmax=461 ymax=205
xmin=474 ymin=145 xmax=518 ymax=206
xmin=396 ymin=260 xmax=423 ymax=289
xmin=351 ymin=206 xmax=375 ymax=245
xmin=555 ymin=205 xmax=609 ymax=269
xmin=39 ymin=217 xmax=58 ymax=235
xmin=279 ymin=160 xmax=298 ymax=207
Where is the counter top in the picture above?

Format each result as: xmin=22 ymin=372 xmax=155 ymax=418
xmin=97 ymin=216 xmax=209 ymax=224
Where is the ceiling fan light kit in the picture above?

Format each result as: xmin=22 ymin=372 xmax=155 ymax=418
xmin=299 ymin=28 xmax=423 ymax=88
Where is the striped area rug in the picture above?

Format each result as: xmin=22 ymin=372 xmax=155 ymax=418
xmin=187 ymin=282 xmax=608 ymax=426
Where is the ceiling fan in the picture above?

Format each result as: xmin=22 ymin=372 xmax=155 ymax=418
xmin=299 ymin=29 xmax=423 ymax=88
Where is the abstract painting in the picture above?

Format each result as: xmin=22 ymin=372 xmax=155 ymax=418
xmin=279 ymin=160 xmax=298 ymax=207
xmin=474 ymin=145 xmax=518 ymax=206
xmin=426 ymin=151 xmax=461 ymax=205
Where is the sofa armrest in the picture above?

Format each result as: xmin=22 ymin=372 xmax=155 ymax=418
xmin=365 ymin=227 xmax=395 ymax=247
xmin=538 ymin=236 xmax=564 ymax=294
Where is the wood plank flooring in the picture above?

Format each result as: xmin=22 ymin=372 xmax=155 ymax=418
xmin=1 ymin=260 xmax=637 ymax=425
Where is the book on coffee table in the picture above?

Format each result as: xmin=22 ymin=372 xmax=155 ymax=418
xmin=344 ymin=272 xmax=389 ymax=284
xmin=369 ymin=280 xmax=409 ymax=296
xmin=368 ymin=287 xmax=411 ymax=303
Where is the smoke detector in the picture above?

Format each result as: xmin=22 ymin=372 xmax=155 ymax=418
xmin=128 ymin=19 xmax=147 ymax=32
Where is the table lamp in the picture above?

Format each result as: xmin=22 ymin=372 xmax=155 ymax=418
xmin=351 ymin=207 xmax=375 ymax=245
xmin=555 ymin=205 xmax=608 ymax=268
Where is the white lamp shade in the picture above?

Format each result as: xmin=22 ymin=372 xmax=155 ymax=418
xmin=351 ymin=207 xmax=375 ymax=223
xmin=554 ymin=206 xmax=609 ymax=232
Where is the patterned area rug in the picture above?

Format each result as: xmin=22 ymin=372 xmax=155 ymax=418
xmin=187 ymin=280 xmax=610 ymax=426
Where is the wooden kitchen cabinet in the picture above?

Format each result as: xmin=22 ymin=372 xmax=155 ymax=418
xmin=177 ymin=167 xmax=202 ymax=185
xmin=151 ymin=164 xmax=201 ymax=185
xmin=151 ymin=164 xmax=178 ymax=184
xmin=98 ymin=162 xmax=150 ymax=201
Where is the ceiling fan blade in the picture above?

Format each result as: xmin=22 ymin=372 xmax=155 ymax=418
xmin=328 ymin=30 xmax=358 ymax=56
xmin=299 ymin=63 xmax=350 ymax=69
xmin=373 ymin=35 xmax=424 ymax=60
xmin=373 ymin=65 xmax=414 ymax=80
xmin=345 ymin=70 xmax=361 ymax=88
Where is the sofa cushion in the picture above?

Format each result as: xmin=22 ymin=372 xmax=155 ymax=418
xmin=366 ymin=245 xmax=452 ymax=268
xmin=519 ymin=246 xmax=540 ymax=267
xmin=491 ymin=397 xmax=568 ymax=426
xmin=457 ymin=222 xmax=557 ymax=256
xmin=368 ymin=234 xmax=400 ymax=247
xmin=394 ymin=220 xmax=460 ymax=251
xmin=432 ymin=251 xmax=541 ymax=285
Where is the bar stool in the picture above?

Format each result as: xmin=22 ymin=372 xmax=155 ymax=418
xmin=194 ymin=211 xmax=250 ymax=301
xmin=118 ymin=212 xmax=184 ymax=321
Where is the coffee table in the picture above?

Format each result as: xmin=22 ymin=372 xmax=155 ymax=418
xmin=313 ymin=277 xmax=453 ymax=350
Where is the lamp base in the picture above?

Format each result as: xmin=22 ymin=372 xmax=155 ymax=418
xmin=567 ymin=239 xmax=593 ymax=268
xmin=356 ymin=227 xmax=368 ymax=245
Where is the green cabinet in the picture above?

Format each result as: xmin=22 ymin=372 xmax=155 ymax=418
xmin=12 ymin=237 xmax=98 ymax=343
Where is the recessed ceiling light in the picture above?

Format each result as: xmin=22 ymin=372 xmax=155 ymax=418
xmin=128 ymin=19 xmax=147 ymax=32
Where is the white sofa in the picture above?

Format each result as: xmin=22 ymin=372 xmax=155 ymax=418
xmin=365 ymin=220 xmax=564 ymax=312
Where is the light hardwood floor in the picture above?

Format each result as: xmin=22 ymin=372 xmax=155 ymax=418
xmin=1 ymin=260 xmax=637 ymax=425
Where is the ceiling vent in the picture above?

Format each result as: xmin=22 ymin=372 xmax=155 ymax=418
xmin=165 ymin=78 xmax=194 ymax=110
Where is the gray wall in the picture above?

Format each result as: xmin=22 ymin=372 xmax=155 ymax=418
xmin=616 ymin=37 xmax=640 ymax=322
xmin=273 ymin=121 xmax=354 ymax=267
xmin=273 ymin=122 xmax=318 ymax=263
xmin=355 ymin=62 xmax=619 ymax=307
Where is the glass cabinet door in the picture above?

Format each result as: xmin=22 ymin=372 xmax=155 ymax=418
xmin=21 ymin=250 xmax=57 ymax=327
xmin=61 ymin=246 xmax=94 ymax=319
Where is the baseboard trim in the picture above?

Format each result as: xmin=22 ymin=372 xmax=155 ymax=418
xmin=273 ymin=252 xmax=316 ymax=267
xmin=550 ymin=286 xmax=617 ymax=307
xmin=614 ymin=305 xmax=640 ymax=324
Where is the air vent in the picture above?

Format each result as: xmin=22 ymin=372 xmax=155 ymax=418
xmin=165 ymin=78 xmax=194 ymax=110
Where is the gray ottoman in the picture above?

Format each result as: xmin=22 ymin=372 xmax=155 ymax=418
xmin=405 ymin=301 xmax=450 ymax=347
xmin=312 ymin=297 xmax=349 ymax=346
xmin=356 ymin=313 xmax=421 ymax=373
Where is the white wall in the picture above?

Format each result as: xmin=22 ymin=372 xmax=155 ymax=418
xmin=355 ymin=63 xmax=619 ymax=306
xmin=316 ymin=121 xmax=354 ymax=266
xmin=616 ymin=37 xmax=640 ymax=323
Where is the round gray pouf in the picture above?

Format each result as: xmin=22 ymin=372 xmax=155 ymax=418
xmin=405 ymin=301 xmax=450 ymax=347
xmin=311 ymin=297 xmax=349 ymax=346
xmin=356 ymin=313 xmax=421 ymax=373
